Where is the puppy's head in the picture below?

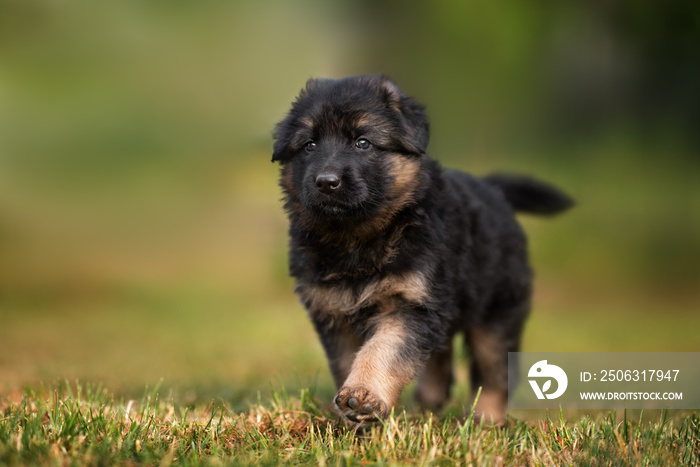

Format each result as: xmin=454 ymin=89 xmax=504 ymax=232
xmin=272 ymin=75 xmax=429 ymax=223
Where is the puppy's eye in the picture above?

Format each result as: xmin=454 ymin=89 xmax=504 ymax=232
xmin=304 ymin=141 xmax=317 ymax=152
xmin=355 ymin=138 xmax=371 ymax=150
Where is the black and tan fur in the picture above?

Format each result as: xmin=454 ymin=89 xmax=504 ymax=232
xmin=272 ymin=75 xmax=573 ymax=427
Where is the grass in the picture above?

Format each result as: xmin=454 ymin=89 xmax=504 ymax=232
xmin=1 ymin=286 xmax=699 ymax=466
xmin=1 ymin=263 xmax=698 ymax=465
xmin=1 ymin=381 xmax=698 ymax=466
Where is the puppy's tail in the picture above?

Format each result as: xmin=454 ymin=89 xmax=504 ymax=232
xmin=485 ymin=173 xmax=574 ymax=216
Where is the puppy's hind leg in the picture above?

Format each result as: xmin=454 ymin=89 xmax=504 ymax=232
xmin=415 ymin=340 xmax=454 ymax=411
xmin=465 ymin=313 xmax=525 ymax=424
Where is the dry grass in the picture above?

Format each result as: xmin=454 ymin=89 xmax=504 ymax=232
xmin=1 ymin=381 xmax=698 ymax=466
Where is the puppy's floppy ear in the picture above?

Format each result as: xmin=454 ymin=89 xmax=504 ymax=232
xmin=272 ymin=78 xmax=326 ymax=163
xmin=272 ymin=119 xmax=293 ymax=163
xmin=378 ymin=76 xmax=430 ymax=155
xmin=397 ymin=94 xmax=430 ymax=154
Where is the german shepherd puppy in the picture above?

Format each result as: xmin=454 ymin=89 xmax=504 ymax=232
xmin=272 ymin=75 xmax=572 ymax=427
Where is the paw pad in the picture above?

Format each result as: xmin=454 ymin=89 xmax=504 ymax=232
xmin=334 ymin=387 xmax=389 ymax=427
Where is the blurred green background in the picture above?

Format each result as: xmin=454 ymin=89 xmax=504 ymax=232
xmin=1 ymin=1 xmax=698 ymax=408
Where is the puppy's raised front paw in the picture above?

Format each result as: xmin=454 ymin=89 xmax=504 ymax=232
xmin=334 ymin=386 xmax=389 ymax=427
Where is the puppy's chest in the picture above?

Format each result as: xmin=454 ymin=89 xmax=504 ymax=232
xmin=295 ymin=271 xmax=429 ymax=318
xmin=290 ymin=224 xmax=425 ymax=317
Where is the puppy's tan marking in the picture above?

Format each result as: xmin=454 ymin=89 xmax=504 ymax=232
xmin=471 ymin=391 xmax=506 ymax=424
xmin=297 ymin=271 xmax=429 ymax=317
xmin=343 ymin=154 xmax=422 ymax=240
xmin=467 ymin=327 xmax=509 ymax=424
xmin=335 ymin=315 xmax=417 ymax=423
xmin=388 ymin=154 xmax=422 ymax=199
xmin=299 ymin=115 xmax=315 ymax=130
xmin=415 ymin=341 xmax=454 ymax=410
xmin=354 ymin=114 xmax=375 ymax=128
xmin=379 ymin=154 xmax=422 ymax=218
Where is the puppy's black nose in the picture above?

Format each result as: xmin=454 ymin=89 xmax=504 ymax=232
xmin=315 ymin=173 xmax=341 ymax=194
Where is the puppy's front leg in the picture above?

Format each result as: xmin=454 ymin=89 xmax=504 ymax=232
xmin=334 ymin=313 xmax=425 ymax=427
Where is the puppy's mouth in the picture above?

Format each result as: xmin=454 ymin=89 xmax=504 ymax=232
xmin=301 ymin=179 xmax=375 ymax=220
xmin=306 ymin=195 xmax=375 ymax=221
xmin=310 ymin=200 xmax=357 ymax=218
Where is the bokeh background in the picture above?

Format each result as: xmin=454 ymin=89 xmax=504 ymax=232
xmin=1 ymin=1 xmax=698 ymax=409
